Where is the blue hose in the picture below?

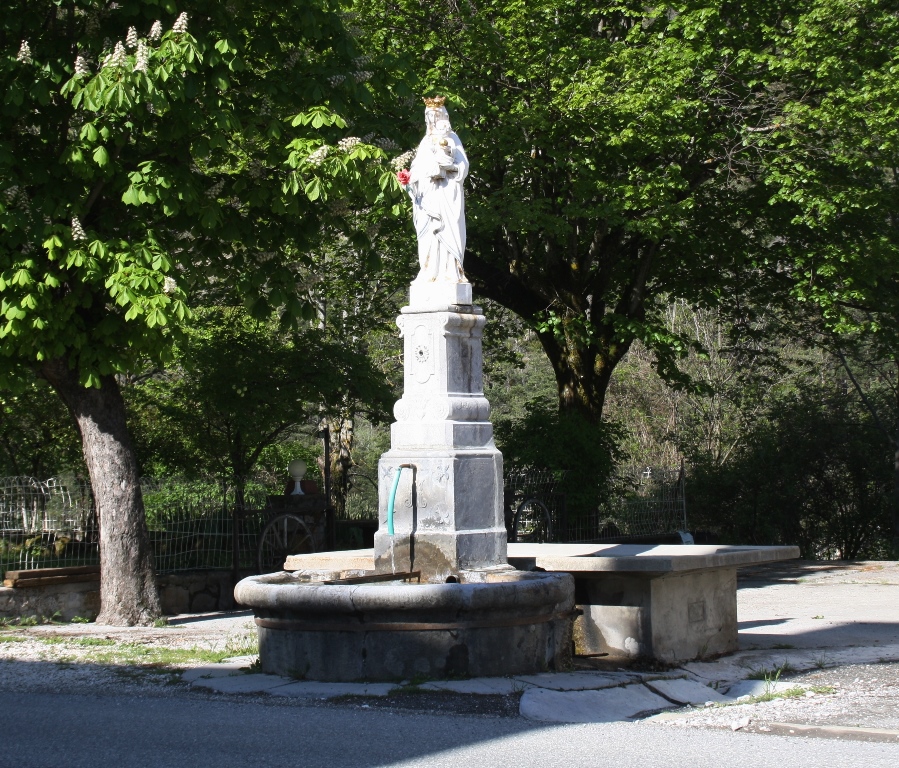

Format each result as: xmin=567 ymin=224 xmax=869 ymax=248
xmin=387 ymin=466 xmax=405 ymax=536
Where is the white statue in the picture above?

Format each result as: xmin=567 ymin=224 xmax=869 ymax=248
xmin=405 ymin=96 xmax=469 ymax=284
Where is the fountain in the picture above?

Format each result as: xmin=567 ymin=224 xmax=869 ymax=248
xmin=235 ymin=97 xmax=575 ymax=681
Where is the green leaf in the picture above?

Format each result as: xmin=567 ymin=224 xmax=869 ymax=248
xmin=92 ymin=146 xmax=110 ymax=167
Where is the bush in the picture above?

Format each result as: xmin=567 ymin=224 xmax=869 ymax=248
xmin=688 ymin=384 xmax=893 ymax=559
xmin=494 ymin=396 xmax=624 ymax=518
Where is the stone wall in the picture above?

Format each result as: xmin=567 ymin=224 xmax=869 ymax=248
xmin=0 ymin=570 xmax=250 ymax=622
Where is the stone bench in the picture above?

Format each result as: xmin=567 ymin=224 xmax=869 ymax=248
xmin=282 ymin=542 xmax=799 ymax=664
xmin=507 ymin=543 xmax=799 ymax=662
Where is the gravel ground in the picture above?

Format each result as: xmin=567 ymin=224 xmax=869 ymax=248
xmin=656 ymin=661 xmax=899 ymax=736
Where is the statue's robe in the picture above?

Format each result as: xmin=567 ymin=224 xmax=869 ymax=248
xmin=408 ymin=131 xmax=469 ymax=283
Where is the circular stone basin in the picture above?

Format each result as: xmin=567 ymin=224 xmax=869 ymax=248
xmin=234 ymin=569 xmax=575 ymax=682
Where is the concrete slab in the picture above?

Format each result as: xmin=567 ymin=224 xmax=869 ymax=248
xmin=520 ymin=684 xmax=673 ymax=723
xmin=181 ymin=660 xmax=254 ymax=683
xmin=644 ymin=677 xmax=729 ymax=705
xmin=190 ymin=673 xmax=292 ymax=693
xmin=513 ymin=670 xmax=638 ymax=691
xmin=269 ymin=681 xmax=395 ymax=698
xmin=508 ymin=543 xmax=799 ymax=574
xmin=421 ymin=678 xmax=534 ymax=695
xmin=737 ymin=581 xmax=899 ymax=650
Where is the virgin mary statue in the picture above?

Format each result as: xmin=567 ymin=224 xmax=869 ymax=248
xmin=407 ymin=96 xmax=469 ymax=284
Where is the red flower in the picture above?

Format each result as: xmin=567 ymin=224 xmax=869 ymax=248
xmin=396 ymin=169 xmax=411 ymax=186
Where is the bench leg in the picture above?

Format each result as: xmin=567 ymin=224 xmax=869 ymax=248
xmin=573 ymin=568 xmax=738 ymax=663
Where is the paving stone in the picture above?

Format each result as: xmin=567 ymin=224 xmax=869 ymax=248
xmin=643 ymin=677 xmax=729 ymax=705
xmin=181 ymin=658 xmax=255 ymax=683
xmin=269 ymin=681 xmax=395 ymax=698
xmin=519 ymin=683 xmax=673 ymax=723
xmin=513 ymin=671 xmax=637 ymax=691
xmin=420 ymin=678 xmax=534 ymax=695
xmin=191 ymin=673 xmax=292 ymax=693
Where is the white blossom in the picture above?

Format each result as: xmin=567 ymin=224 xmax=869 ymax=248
xmin=74 ymin=56 xmax=90 ymax=76
xmin=353 ymin=70 xmax=372 ymax=83
xmin=104 ymin=41 xmax=127 ymax=69
xmin=248 ymin=160 xmax=265 ymax=179
xmin=327 ymin=74 xmax=345 ymax=86
xmin=162 ymin=276 xmax=177 ymax=295
xmin=306 ymin=146 xmax=329 ymax=166
xmin=337 ymin=137 xmax=361 ymax=152
xmin=352 ymin=55 xmax=371 ymax=67
xmin=390 ymin=150 xmax=416 ymax=171
xmin=125 ymin=26 xmax=138 ymax=48
xmin=16 ymin=41 xmax=32 ymax=64
xmin=71 ymin=217 xmax=87 ymax=242
xmin=375 ymin=137 xmax=399 ymax=150
xmin=284 ymin=49 xmax=302 ymax=69
xmin=172 ymin=12 xmax=188 ymax=34
xmin=148 ymin=21 xmax=163 ymax=42
xmin=134 ymin=41 xmax=149 ymax=72
xmin=206 ymin=178 xmax=226 ymax=198
xmin=3 ymin=186 xmax=20 ymax=204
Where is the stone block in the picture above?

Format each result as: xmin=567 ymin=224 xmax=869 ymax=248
xmin=571 ymin=569 xmax=738 ymax=662
xmin=160 ymin=585 xmax=190 ymax=615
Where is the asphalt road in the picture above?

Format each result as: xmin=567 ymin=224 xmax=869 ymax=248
xmin=0 ymin=689 xmax=894 ymax=768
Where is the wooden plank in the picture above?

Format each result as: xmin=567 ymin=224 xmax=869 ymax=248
xmin=3 ymin=565 xmax=100 ymax=581
xmin=3 ymin=573 xmax=100 ymax=588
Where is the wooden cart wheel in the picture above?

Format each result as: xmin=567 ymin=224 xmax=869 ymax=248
xmin=512 ymin=498 xmax=553 ymax=543
xmin=256 ymin=513 xmax=316 ymax=574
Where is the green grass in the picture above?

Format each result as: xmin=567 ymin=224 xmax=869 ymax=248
xmin=4 ymin=632 xmax=259 ymax=669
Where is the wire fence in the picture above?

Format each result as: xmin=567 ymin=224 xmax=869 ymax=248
xmin=0 ymin=475 xmax=285 ymax=576
xmin=2 ymin=465 xmax=690 ymax=576
xmin=504 ymin=465 xmax=688 ymax=544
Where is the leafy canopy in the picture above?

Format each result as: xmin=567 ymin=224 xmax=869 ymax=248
xmin=1 ymin=0 xmax=405 ymax=387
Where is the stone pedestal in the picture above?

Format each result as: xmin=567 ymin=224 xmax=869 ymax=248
xmin=374 ymin=282 xmax=507 ymax=581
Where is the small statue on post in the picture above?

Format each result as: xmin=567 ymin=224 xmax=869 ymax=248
xmin=398 ymin=96 xmax=470 ymax=287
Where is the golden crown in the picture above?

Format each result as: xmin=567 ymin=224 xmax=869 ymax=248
xmin=423 ymin=95 xmax=446 ymax=109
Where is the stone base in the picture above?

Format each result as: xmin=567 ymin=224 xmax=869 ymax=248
xmin=374 ymin=448 xmax=506 ymax=581
xmin=408 ymin=280 xmax=472 ymax=310
xmin=235 ymin=569 xmax=575 ymax=682
xmin=572 ymin=568 xmax=738 ymax=662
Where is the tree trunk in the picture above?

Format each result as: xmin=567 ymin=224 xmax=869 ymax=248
xmin=327 ymin=416 xmax=354 ymax=519
xmin=39 ymin=359 xmax=161 ymax=625
xmin=893 ymin=415 xmax=899 ymax=559
xmin=536 ymin=324 xmax=630 ymax=424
